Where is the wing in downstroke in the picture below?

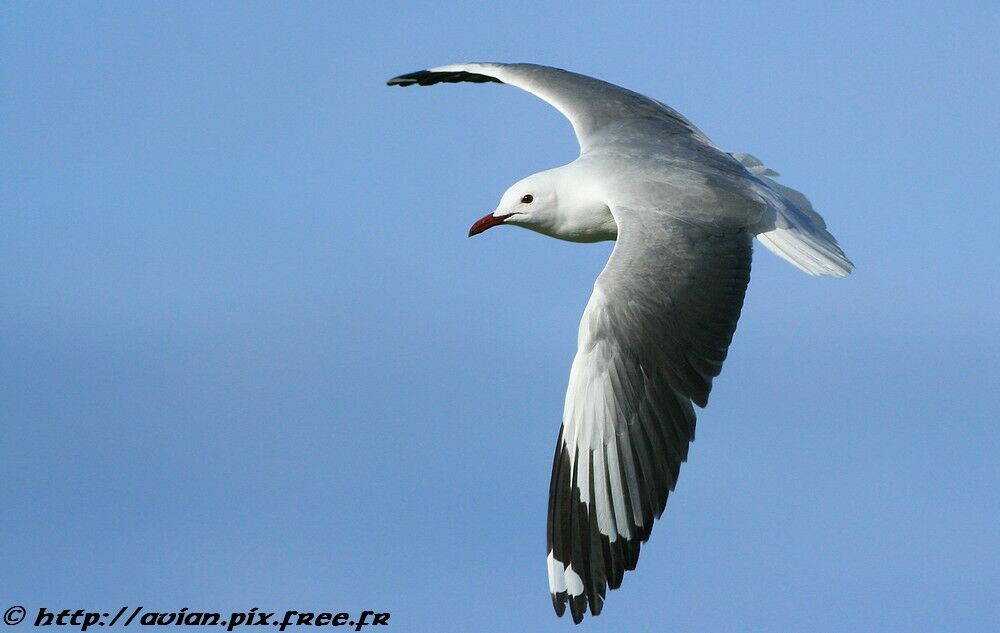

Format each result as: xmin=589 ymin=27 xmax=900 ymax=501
xmin=547 ymin=206 xmax=752 ymax=622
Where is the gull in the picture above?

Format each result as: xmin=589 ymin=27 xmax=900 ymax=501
xmin=388 ymin=63 xmax=853 ymax=623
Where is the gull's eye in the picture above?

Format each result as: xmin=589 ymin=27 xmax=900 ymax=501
xmin=521 ymin=194 xmax=534 ymax=204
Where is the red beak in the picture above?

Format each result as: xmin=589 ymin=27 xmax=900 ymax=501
xmin=468 ymin=212 xmax=513 ymax=237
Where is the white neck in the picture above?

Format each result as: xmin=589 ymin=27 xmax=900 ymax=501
xmin=534 ymin=163 xmax=617 ymax=243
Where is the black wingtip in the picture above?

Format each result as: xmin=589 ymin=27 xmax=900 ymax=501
xmin=386 ymin=69 xmax=503 ymax=87
xmin=569 ymin=594 xmax=587 ymax=624
xmin=386 ymin=70 xmax=431 ymax=87
xmin=552 ymin=591 xmax=567 ymax=617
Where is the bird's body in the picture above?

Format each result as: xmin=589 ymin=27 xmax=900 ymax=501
xmin=389 ymin=62 xmax=853 ymax=623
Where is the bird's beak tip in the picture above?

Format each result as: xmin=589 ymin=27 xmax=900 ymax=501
xmin=468 ymin=212 xmax=512 ymax=238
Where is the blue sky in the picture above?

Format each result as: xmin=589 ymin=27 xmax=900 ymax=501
xmin=2 ymin=2 xmax=998 ymax=631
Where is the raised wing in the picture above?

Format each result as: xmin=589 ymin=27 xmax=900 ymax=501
xmin=548 ymin=206 xmax=752 ymax=622
xmin=388 ymin=62 xmax=710 ymax=151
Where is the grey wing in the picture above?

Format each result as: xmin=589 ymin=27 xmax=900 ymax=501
xmin=388 ymin=62 xmax=710 ymax=150
xmin=547 ymin=206 xmax=753 ymax=622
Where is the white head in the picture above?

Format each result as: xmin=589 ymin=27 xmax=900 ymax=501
xmin=468 ymin=167 xmax=616 ymax=243
xmin=468 ymin=171 xmax=560 ymax=238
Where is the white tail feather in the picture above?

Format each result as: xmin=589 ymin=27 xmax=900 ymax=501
xmin=732 ymin=152 xmax=854 ymax=277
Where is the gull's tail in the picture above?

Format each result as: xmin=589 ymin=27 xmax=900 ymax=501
xmin=733 ymin=152 xmax=854 ymax=277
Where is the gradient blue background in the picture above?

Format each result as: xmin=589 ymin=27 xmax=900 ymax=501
xmin=2 ymin=2 xmax=998 ymax=631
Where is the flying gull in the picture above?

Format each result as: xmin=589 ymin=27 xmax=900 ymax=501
xmin=388 ymin=63 xmax=853 ymax=623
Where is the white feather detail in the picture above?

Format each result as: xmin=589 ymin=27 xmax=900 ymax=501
xmin=547 ymin=551 xmax=567 ymax=594
xmin=564 ymin=563 xmax=585 ymax=596
xmin=546 ymin=552 xmax=586 ymax=597
xmin=592 ymin=447 xmax=618 ymax=540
